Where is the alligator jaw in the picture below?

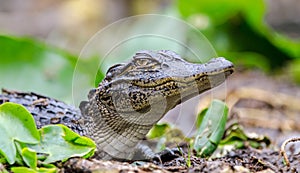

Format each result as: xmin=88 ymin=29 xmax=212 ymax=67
xmin=156 ymin=57 xmax=234 ymax=111
xmin=183 ymin=57 xmax=234 ymax=99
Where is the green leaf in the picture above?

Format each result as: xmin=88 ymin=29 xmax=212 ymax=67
xmin=0 ymin=103 xmax=40 ymax=164
xmin=28 ymin=125 xmax=96 ymax=163
xmin=147 ymin=123 xmax=189 ymax=152
xmin=220 ymin=123 xmax=270 ymax=149
xmin=11 ymin=166 xmax=57 ymax=173
xmin=195 ymin=108 xmax=208 ymax=128
xmin=146 ymin=123 xmax=171 ymax=139
xmin=21 ymin=148 xmax=37 ymax=169
xmin=194 ymin=100 xmax=228 ymax=157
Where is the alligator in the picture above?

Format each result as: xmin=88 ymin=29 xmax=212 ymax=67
xmin=0 ymin=50 xmax=234 ymax=161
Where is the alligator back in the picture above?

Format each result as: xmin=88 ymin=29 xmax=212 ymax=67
xmin=0 ymin=89 xmax=85 ymax=135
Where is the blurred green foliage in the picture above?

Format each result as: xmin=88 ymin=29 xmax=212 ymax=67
xmin=289 ymin=59 xmax=300 ymax=83
xmin=0 ymin=35 xmax=101 ymax=102
xmin=177 ymin=0 xmax=300 ymax=73
xmin=1 ymin=0 xmax=300 ymax=100
xmin=0 ymin=35 xmax=77 ymax=101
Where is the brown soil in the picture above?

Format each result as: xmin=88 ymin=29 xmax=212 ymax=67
xmin=61 ymin=147 xmax=299 ymax=172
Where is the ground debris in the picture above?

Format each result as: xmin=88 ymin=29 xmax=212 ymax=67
xmin=61 ymin=158 xmax=174 ymax=173
xmin=60 ymin=147 xmax=299 ymax=173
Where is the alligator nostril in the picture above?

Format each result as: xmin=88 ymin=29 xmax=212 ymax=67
xmin=162 ymin=63 xmax=169 ymax=68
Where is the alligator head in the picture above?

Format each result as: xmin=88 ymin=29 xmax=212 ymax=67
xmin=80 ymin=50 xmax=234 ymax=160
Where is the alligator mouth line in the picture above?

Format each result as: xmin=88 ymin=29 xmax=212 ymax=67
xmin=131 ymin=66 xmax=234 ymax=88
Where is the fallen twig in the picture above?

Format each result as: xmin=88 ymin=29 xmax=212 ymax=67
xmin=280 ymin=137 xmax=300 ymax=167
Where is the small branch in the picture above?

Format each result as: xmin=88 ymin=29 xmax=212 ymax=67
xmin=280 ymin=137 xmax=300 ymax=167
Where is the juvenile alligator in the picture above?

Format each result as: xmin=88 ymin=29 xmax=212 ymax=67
xmin=0 ymin=50 xmax=234 ymax=160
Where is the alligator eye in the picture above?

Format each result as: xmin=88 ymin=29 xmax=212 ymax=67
xmin=135 ymin=58 xmax=150 ymax=66
xmin=134 ymin=58 xmax=159 ymax=68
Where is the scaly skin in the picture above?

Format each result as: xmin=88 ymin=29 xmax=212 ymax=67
xmin=0 ymin=89 xmax=84 ymax=135
xmin=80 ymin=50 xmax=234 ymax=160
xmin=0 ymin=50 xmax=234 ymax=161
